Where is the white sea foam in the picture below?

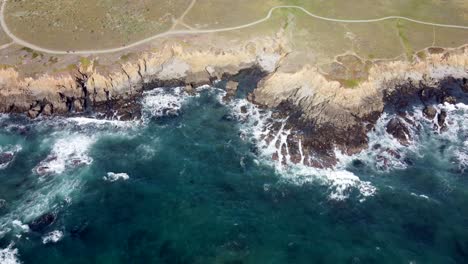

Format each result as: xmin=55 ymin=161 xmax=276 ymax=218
xmin=282 ymin=164 xmax=377 ymax=202
xmin=0 ymin=133 xmax=96 ymax=239
xmin=336 ymin=102 xmax=468 ymax=172
xmin=66 ymin=117 xmax=137 ymax=128
xmin=231 ymin=96 xmax=468 ymax=200
xmin=229 ymin=98 xmax=377 ymax=201
xmin=195 ymin=84 xmax=212 ymax=92
xmin=411 ymin=193 xmax=430 ymax=200
xmin=136 ymin=143 xmax=157 ymax=160
xmin=42 ymin=230 xmax=63 ymax=244
xmin=34 ymin=135 xmax=94 ymax=176
xmin=337 ymin=112 xmax=419 ymax=172
xmin=11 ymin=220 xmax=29 ymax=233
xmin=103 ymin=172 xmax=130 ymax=182
xmin=0 ymin=244 xmax=20 ymax=264
xmin=351 ymin=102 xmax=468 ymax=173
xmin=142 ymin=87 xmax=191 ymax=120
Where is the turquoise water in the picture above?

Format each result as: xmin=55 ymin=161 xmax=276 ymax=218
xmin=0 ymin=87 xmax=467 ymax=263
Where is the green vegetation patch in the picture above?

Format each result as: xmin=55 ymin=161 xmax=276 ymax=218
xmin=79 ymin=57 xmax=92 ymax=68
xmin=340 ymin=79 xmax=361 ymax=88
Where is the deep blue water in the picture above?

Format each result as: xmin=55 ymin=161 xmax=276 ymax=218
xmin=0 ymin=87 xmax=467 ymax=263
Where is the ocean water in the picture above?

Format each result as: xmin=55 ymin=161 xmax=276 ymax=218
xmin=0 ymin=85 xmax=467 ymax=264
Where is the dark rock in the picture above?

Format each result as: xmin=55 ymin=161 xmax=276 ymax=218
xmin=442 ymin=95 xmax=457 ymax=104
xmin=272 ymin=152 xmax=279 ymax=161
xmin=427 ymin=47 xmax=445 ymax=54
xmin=221 ymin=114 xmax=235 ymax=122
xmin=29 ymin=212 xmax=56 ymax=231
xmin=372 ymin=144 xmax=382 ymax=150
xmin=419 ymin=88 xmax=435 ymax=103
xmin=352 ymin=159 xmax=365 ymax=168
xmin=437 ymin=110 xmax=447 ymax=128
xmin=423 ymin=105 xmax=437 ymax=119
xmin=404 ymin=157 xmax=414 ymax=166
xmin=462 ymin=78 xmax=468 ymax=93
xmin=386 ymin=118 xmax=410 ymax=145
xmin=240 ymin=105 xmax=248 ymax=114
xmin=0 ymin=152 xmax=14 ymax=166
xmin=386 ymin=148 xmax=402 ymax=159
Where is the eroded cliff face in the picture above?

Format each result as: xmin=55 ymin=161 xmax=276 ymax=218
xmin=0 ymin=35 xmax=287 ymax=119
xmin=0 ymin=33 xmax=466 ymax=168
xmin=251 ymin=46 xmax=468 ymax=167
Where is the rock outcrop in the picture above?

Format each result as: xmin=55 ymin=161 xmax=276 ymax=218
xmin=0 ymin=36 xmax=287 ymax=120
xmin=251 ymin=46 xmax=468 ymax=166
xmin=0 ymin=31 xmax=466 ymax=168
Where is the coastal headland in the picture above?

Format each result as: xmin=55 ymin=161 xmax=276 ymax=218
xmin=0 ymin=0 xmax=467 ymax=167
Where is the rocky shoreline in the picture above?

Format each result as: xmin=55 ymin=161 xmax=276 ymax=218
xmin=0 ymin=39 xmax=467 ymax=168
xmin=256 ymin=75 xmax=468 ymax=169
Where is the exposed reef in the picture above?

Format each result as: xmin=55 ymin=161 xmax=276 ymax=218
xmin=250 ymin=46 xmax=468 ymax=167
xmin=0 ymin=35 xmax=466 ymax=168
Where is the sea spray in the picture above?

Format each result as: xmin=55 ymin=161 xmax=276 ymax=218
xmin=228 ymin=97 xmax=377 ymax=201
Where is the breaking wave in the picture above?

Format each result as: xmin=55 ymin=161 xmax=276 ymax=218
xmin=343 ymin=102 xmax=468 ymax=173
xmin=0 ymin=134 xmax=95 ymax=238
xmin=34 ymin=135 xmax=95 ymax=176
xmin=229 ymin=94 xmax=468 ymax=201
xmin=141 ymin=87 xmax=192 ymax=121
xmin=229 ymin=98 xmax=377 ymax=201
xmin=0 ymin=244 xmax=20 ymax=264
xmin=103 ymin=172 xmax=130 ymax=182
xmin=0 ymin=114 xmax=131 ymax=244
xmin=41 ymin=230 xmax=64 ymax=244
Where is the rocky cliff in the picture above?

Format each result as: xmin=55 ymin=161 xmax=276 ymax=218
xmin=252 ymin=46 xmax=468 ymax=167
xmin=0 ymin=34 xmax=466 ymax=168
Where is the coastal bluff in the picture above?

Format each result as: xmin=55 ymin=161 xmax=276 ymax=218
xmin=0 ymin=35 xmax=467 ymax=167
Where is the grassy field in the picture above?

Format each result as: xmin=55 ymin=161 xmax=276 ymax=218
xmin=183 ymin=0 xmax=279 ymax=29
xmin=1 ymin=0 xmax=467 ymax=64
xmin=281 ymin=0 xmax=468 ymax=25
xmin=0 ymin=27 xmax=10 ymax=45
xmin=4 ymin=0 xmax=191 ymax=50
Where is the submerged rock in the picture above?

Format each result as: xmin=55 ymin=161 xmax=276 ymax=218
xmin=0 ymin=152 xmax=14 ymax=168
xmin=29 ymin=212 xmax=56 ymax=232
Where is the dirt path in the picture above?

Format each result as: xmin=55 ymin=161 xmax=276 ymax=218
xmin=1 ymin=0 xmax=467 ymax=55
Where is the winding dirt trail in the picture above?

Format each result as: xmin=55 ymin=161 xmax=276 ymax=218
xmin=0 ymin=41 xmax=12 ymax=50
xmin=1 ymin=0 xmax=468 ymax=55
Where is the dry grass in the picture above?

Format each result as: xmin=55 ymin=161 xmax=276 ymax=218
xmin=4 ymin=0 xmax=191 ymax=50
xmin=1 ymin=0 xmax=466 ymax=76
xmin=0 ymin=27 xmax=10 ymax=45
